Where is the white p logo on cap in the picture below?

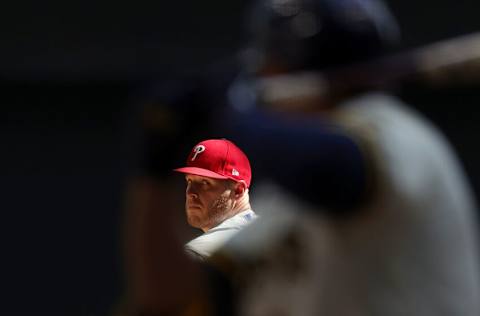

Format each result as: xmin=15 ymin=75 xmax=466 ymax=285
xmin=191 ymin=145 xmax=206 ymax=161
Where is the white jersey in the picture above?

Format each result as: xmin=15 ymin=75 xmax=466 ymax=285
xmin=185 ymin=209 xmax=257 ymax=260
xmin=217 ymin=93 xmax=480 ymax=316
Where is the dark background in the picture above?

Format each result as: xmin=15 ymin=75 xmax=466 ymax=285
xmin=1 ymin=1 xmax=479 ymax=315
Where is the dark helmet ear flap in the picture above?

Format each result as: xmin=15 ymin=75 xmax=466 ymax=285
xmin=243 ymin=0 xmax=401 ymax=73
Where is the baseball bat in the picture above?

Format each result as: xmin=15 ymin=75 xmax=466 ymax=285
xmin=257 ymin=31 xmax=480 ymax=106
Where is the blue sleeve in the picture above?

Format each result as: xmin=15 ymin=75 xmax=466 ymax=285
xmin=226 ymin=109 xmax=370 ymax=213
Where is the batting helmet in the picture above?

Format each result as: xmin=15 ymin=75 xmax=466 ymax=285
xmin=243 ymin=0 xmax=401 ymax=73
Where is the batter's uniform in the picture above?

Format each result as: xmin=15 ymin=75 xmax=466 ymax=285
xmin=213 ymin=92 xmax=480 ymax=316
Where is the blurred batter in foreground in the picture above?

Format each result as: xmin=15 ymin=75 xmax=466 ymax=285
xmin=215 ymin=0 xmax=480 ymax=315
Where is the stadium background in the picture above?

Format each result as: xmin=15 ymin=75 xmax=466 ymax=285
xmin=0 ymin=0 xmax=479 ymax=314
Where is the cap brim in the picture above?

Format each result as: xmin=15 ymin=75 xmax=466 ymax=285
xmin=173 ymin=167 xmax=230 ymax=180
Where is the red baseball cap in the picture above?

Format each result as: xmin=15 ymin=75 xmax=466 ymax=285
xmin=174 ymin=139 xmax=252 ymax=188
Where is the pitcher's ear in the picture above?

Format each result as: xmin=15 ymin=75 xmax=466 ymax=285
xmin=234 ymin=181 xmax=247 ymax=197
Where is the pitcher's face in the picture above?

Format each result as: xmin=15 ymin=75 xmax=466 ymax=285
xmin=184 ymin=174 xmax=235 ymax=231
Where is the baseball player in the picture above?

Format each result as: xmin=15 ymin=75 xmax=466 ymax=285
xmin=119 ymin=0 xmax=480 ymax=315
xmin=207 ymin=0 xmax=480 ymax=315
xmin=173 ymin=138 xmax=257 ymax=260
xmin=117 ymin=140 xmax=256 ymax=316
